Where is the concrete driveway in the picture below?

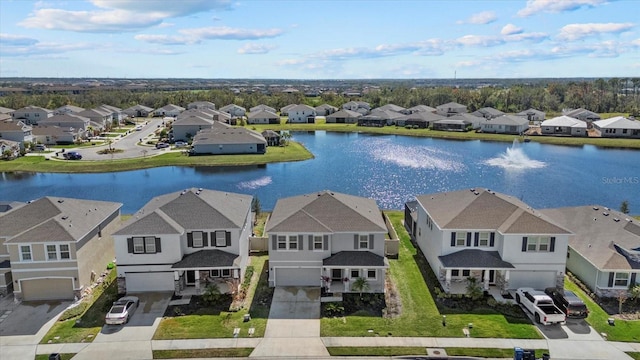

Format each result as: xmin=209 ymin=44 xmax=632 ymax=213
xmin=0 ymin=297 xmax=70 ymax=337
xmin=250 ymin=287 xmax=329 ymax=358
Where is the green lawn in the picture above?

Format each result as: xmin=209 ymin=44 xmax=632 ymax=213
xmin=152 ymin=348 xmax=254 ymax=358
xmin=564 ymin=278 xmax=640 ymax=342
xmin=327 ymin=347 xmax=548 ymax=358
xmin=0 ymin=141 xmax=312 ymax=173
xmin=41 ymin=271 xmax=118 ymax=344
xmin=153 ymin=254 xmax=271 ymax=339
xmin=245 ymin=121 xmax=640 ymax=149
xmin=35 ymin=354 xmax=75 ymax=360
xmin=320 ymin=211 xmax=541 ymax=339
xmin=627 ymin=352 xmax=640 ymax=360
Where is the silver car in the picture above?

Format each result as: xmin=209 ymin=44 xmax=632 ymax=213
xmin=105 ymin=296 xmax=139 ymax=325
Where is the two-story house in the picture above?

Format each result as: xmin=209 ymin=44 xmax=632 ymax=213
xmin=0 ymin=197 xmax=122 ymax=301
xmin=219 ymin=104 xmax=247 ymax=118
xmin=112 ymin=188 xmax=253 ymax=295
xmin=342 ymin=101 xmax=371 ymax=115
xmin=0 ymin=120 xmax=33 ymax=147
xmin=287 ymin=104 xmax=316 ymax=123
xmin=407 ymin=188 xmax=571 ymax=295
xmin=265 ymin=190 xmax=389 ymax=293
xmin=122 ymin=104 xmax=153 ymax=118
xmin=11 ymin=106 xmax=53 ymax=125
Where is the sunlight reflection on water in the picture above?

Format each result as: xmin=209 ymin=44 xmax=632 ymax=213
xmin=237 ymin=176 xmax=272 ymax=189
xmin=364 ymin=138 xmax=465 ymax=172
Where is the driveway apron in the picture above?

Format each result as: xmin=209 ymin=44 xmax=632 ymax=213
xmin=250 ymin=287 xmax=329 ymax=357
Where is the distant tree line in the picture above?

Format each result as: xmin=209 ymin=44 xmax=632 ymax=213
xmin=0 ymin=78 xmax=638 ymax=116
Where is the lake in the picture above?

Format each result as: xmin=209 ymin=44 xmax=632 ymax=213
xmin=1 ymin=132 xmax=639 ymax=214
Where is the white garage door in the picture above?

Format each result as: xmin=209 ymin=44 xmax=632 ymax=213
xmin=21 ymin=278 xmax=74 ymax=301
xmin=126 ymin=272 xmax=174 ymax=292
xmin=275 ymin=268 xmax=320 ymax=287
xmin=509 ymin=271 xmax=556 ymax=290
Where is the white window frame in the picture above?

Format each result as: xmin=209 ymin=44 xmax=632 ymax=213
xmin=211 ymin=269 xmax=220 ymax=277
xmin=478 ymin=232 xmax=490 ymax=247
xmin=133 ymin=237 xmax=145 ymax=253
xmin=222 ymin=269 xmax=231 ymax=277
xmin=20 ymin=245 xmax=32 ymax=261
xmin=59 ymin=244 xmax=70 ymax=259
xmin=462 ymin=269 xmax=471 ymax=277
xmin=46 ymin=244 xmax=58 ymax=261
xmin=277 ymin=236 xmax=287 ymax=250
xmin=367 ymin=269 xmax=376 ymax=280
xmin=350 ymin=269 xmax=360 ymax=278
xmin=313 ymin=236 xmax=323 ymax=250
xmin=527 ymin=236 xmax=551 ymax=252
xmin=288 ymin=236 xmax=298 ymax=250
xmin=144 ymin=237 xmax=156 ymax=253
xmin=456 ymin=232 xmax=467 ymax=247
xmin=614 ymin=272 xmax=629 ymax=287
xmin=192 ymin=231 xmax=204 ymax=248
xmin=538 ymin=237 xmax=550 ymax=252
xmin=359 ymin=235 xmax=369 ymax=249
xmin=215 ymin=231 xmax=226 ymax=247
xmin=451 ymin=269 xmax=460 ymax=277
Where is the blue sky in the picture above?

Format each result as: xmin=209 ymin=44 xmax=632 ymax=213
xmin=0 ymin=0 xmax=638 ymax=79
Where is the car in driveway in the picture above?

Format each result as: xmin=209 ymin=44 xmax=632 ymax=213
xmin=545 ymin=287 xmax=589 ymax=319
xmin=63 ymin=151 xmax=82 ymax=160
xmin=155 ymin=142 xmax=170 ymax=149
xmin=105 ymin=296 xmax=139 ymax=325
xmin=174 ymin=141 xmax=188 ymax=147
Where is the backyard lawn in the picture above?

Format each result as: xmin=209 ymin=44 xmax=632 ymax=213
xmin=320 ymin=211 xmax=541 ymax=338
xmin=564 ymin=278 xmax=640 ymax=342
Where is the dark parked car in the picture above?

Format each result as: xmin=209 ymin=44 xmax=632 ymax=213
xmin=544 ymin=287 xmax=589 ymax=319
xmin=63 ymin=151 xmax=82 ymax=160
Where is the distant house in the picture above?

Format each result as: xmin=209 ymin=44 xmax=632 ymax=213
xmin=287 ymin=104 xmax=316 ymax=123
xmin=54 ymin=105 xmax=85 ymax=115
xmin=564 ymin=108 xmax=601 ymax=123
xmin=375 ymin=104 xmax=405 ymax=113
xmin=219 ymin=104 xmax=246 ymax=118
xmin=432 ymin=118 xmax=471 ymax=132
xmin=11 ymin=106 xmax=52 ymax=125
xmin=247 ymin=110 xmax=280 ymax=124
xmin=516 ymin=108 xmax=545 ymax=122
xmin=541 ymin=206 xmax=640 ymax=297
xmin=250 ymin=104 xmax=276 ymax=114
xmin=38 ymin=114 xmax=91 ymax=134
xmin=541 ymin=116 xmax=587 ymax=137
xmin=78 ymin=108 xmax=112 ymax=130
xmin=154 ymin=104 xmax=185 ymax=117
xmin=472 ymin=107 xmax=504 ymax=119
xmin=261 ymin=130 xmax=281 ymax=146
xmin=98 ymin=104 xmax=124 ymax=124
xmin=32 ymin=125 xmax=82 ymax=145
xmin=187 ymin=101 xmax=216 ymax=110
xmin=408 ymin=188 xmax=571 ymax=295
xmin=326 ymin=109 xmax=362 ymax=124
xmin=395 ymin=112 xmax=444 ymax=128
xmin=592 ymin=117 xmax=640 ymax=138
xmin=342 ymin=101 xmax=371 ymax=115
xmin=112 ymin=189 xmax=253 ymax=295
xmin=279 ymin=104 xmax=298 ymax=116
xmin=0 ymin=197 xmax=122 ymax=301
xmin=122 ymin=104 xmax=153 ymax=118
xmin=357 ymin=109 xmax=403 ymax=127
xmin=436 ymin=102 xmax=467 ymax=117
xmin=191 ymin=127 xmax=267 ymax=155
xmin=402 ymin=105 xmax=436 ymax=115
xmin=0 ymin=120 xmax=33 ymax=146
xmin=480 ymin=115 xmax=529 ymax=134
xmin=265 ymin=190 xmax=389 ymax=292
xmin=0 ymin=106 xmax=14 ymax=116
xmin=315 ymin=104 xmax=338 ymax=116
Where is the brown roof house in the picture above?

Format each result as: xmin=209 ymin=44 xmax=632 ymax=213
xmin=406 ymin=188 xmax=571 ymax=296
xmin=265 ymin=191 xmax=390 ymax=294
xmin=0 ymin=197 xmax=122 ymax=301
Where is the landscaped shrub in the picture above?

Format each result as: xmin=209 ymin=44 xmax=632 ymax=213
xmin=324 ymin=302 xmax=345 ymax=317
xmin=58 ymin=302 xmax=89 ymax=321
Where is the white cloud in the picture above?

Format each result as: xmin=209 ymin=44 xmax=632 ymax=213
xmin=505 ymin=32 xmax=548 ymax=42
xmin=456 ymin=35 xmax=503 ymax=47
xmin=518 ymin=0 xmax=607 ymax=17
xmin=19 ymin=0 xmax=233 ymax=33
xmin=501 ymin=24 xmax=523 ymax=35
xmin=0 ymin=33 xmax=38 ymax=46
xmin=557 ymin=22 xmax=635 ymax=41
xmin=0 ymin=41 xmax=95 ymax=57
xmin=237 ymin=43 xmax=276 ymax=54
xmin=456 ymin=60 xmax=483 ymax=67
xmin=457 ymin=11 xmax=497 ymax=25
xmin=180 ymin=26 xmax=283 ymax=40
xmin=133 ymin=34 xmax=193 ymax=45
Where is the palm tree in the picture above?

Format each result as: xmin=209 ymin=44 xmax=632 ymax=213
xmin=280 ymin=131 xmax=292 ymax=146
xmin=351 ymin=277 xmax=370 ymax=298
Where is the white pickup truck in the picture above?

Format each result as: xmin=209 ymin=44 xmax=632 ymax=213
xmin=516 ymin=288 xmax=566 ymax=325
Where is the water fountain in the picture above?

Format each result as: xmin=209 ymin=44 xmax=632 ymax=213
xmin=484 ymin=139 xmax=546 ymax=170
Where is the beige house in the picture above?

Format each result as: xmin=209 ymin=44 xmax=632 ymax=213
xmin=0 ymin=197 xmax=122 ymax=301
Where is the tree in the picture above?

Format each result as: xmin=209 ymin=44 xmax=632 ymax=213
xmin=251 ymin=196 xmax=261 ymax=217
xmin=630 ymin=284 xmax=640 ymax=300
xmin=465 ymin=276 xmax=484 ymax=300
xmin=620 ymin=200 xmax=630 ymax=214
xmin=202 ymin=283 xmax=222 ymax=306
xmin=616 ymin=289 xmax=628 ymax=314
xmin=280 ymin=131 xmax=292 ymax=146
xmin=351 ymin=277 xmax=370 ymax=298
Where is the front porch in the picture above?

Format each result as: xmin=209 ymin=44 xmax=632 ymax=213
xmin=321 ymin=251 xmax=389 ymax=294
xmin=171 ymin=249 xmax=242 ymax=296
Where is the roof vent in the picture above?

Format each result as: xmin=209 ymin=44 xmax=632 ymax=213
xmin=604 ymin=207 xmax=610 ymax=211
xmin=198 ymin=188 xmax=203 ymax=191
xmin=592 ymin=206 xmax=599 ymax=210
xmin=613 ymin=218 xmax=620 ymax=222
xmin=58 ymin=199 xmax=64 ymax=203
xmin=61 ymin=215 xmax=68 ymax=220
xmin=470 ymin=188 xmax=475 ymax=192
xmin=473 ymin=191 xmax=479 ymax=195
xmin=603 ymin=212 xmax=610 ymax=216
xmin=196 ymin=191 xmax=201 ymax=195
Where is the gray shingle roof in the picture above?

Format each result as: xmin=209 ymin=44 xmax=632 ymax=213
xmin=192 ymin=127 xmax=266 ymax=146
xmin=266 ymin=190 xmax=387 ymax=233
xmin=416 ymin=189 xmax=569 ymax=234
xmin=115 ymin=189 xmax=251 ymax=236
xmin=438 ymin=249 xmax=514 ymax=268
xmin=1 ymin=197 xmax=122 ymax=243
xmin=540 ymin=205 xmax=640 ymax=270
xmin=172 ymin=115 xmax=213 ymax=126
xmin=323 ymin=251 xmax=386 ymax=267
xmin=172 ymin=249 xmax=239 ymax=269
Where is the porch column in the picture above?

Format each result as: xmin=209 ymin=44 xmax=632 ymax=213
xmin=233 ymin=269 xmax=239 ymax=278
xmin=504 ymin=270 xmax=510 ymax=290
xmin=194 ymin=270 xmax=200 ymax=290
xmin=483 ymin=269 xmax=490 ymax=290
xmin=344 ymin=268 xmax=349 ymax=292
xmin=445 ymin=269 xmax=452 ymax=292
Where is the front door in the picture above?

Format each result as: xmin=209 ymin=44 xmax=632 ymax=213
xmin=482 ymin=270 xmax=495 ymax=284
xmin=186 ymin=270 xmax=196 ymax=285
xmin=331 ymin=269 xmax=343 ymax=281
